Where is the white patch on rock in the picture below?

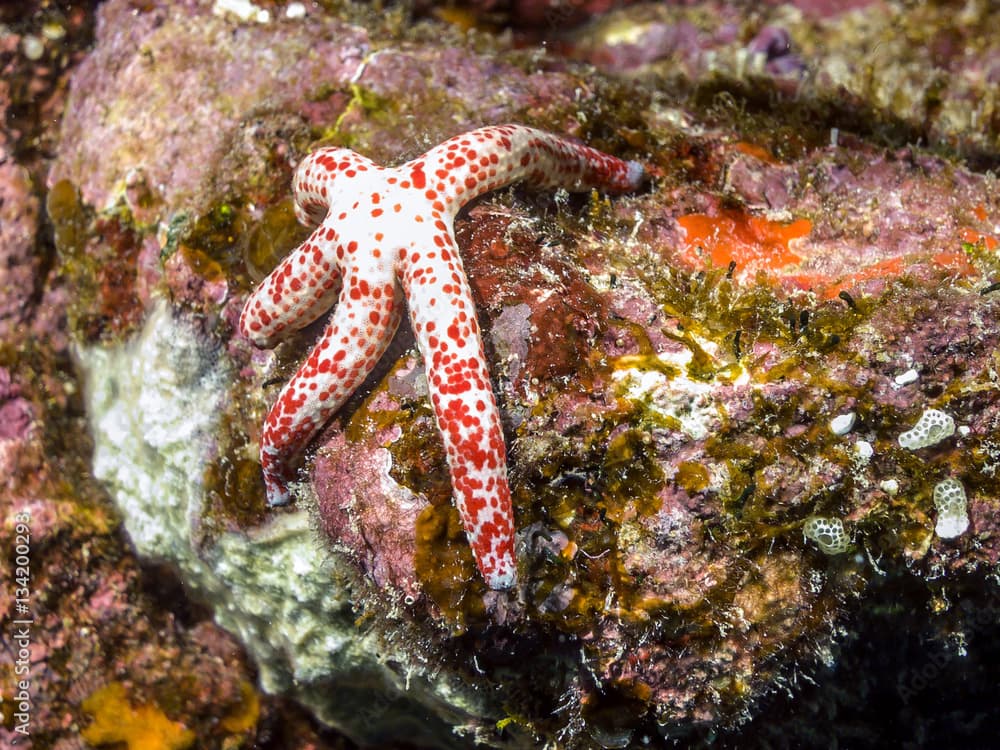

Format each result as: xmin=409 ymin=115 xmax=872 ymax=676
xmin=82 ymin=301 xmax=227 ymax=556
xmin=611 ymin=342 xmax=733 ymax=441
xmin=829 ymin=412 xmax=856 ymax=436
xmin=78 ymin=301 xmax=475 ymax=742
xmin=212 ymin=0 xmax=270 ymax=23
xmin=854 ymin=440 xmax=873 ymax=461
xmin=880 ymin=478 xmax=900 ymax=496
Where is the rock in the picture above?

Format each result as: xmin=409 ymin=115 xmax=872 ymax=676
xmin=568 ymin=1 xmax=1000 ymax=164
xmin=0 ymin=5 xmax=335 ymax=750
xmin=10 ymin=0 xmax=1000 ymax=747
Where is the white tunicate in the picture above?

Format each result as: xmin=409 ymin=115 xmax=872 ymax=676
xmin=880 ymin=478 xmax=899 ymax=496
xmin=894 ymin=368 xmax=919 ymax=386
xmin=898 ymin=408 xmax=955 ymax=450
xmin=803 ymin=516 xmax=850 ymax=555
xmin=830 ymin=412 xmax=856 ymax=436
xmin=21 ymin=35 xmax=44 ymax=61
xmin=933 ymin=478 xmax=969 ymax=539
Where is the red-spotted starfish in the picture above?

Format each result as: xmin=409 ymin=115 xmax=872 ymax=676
xmin=240 ymin=125 xmax=644 ymax=589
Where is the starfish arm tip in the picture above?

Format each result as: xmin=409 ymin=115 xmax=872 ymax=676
xmin=264 ymin=481 xmax=293 ymax=507
xmin=262 ymin=462 xmax=295 ymax=506
xmin=625 ymin=159 xmax=646 ymax=190
xmin=485 ymin=567 xmax=517 ymax=590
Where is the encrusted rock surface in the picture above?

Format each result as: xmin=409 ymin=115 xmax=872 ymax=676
xmin=3 ymin=0 xmax=1000 ymax=748
xmin=569 ymin=0 xmax=1000 ymax=164
xmin=0 ymin=5 xmax=356 ymax=750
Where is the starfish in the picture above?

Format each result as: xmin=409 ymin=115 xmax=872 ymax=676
xmin=240 ymin=125 xmax=644 ymax=589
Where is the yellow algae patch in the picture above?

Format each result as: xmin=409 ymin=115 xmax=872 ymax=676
xmin=81 ymin=682 xmax=195 ymax=750
xmin=178 ymin=244 xmax=225 ymax=282
xmin=220 ymin=680 xmax=260 ymax=734
xmin=675 ymin=460 xmax=710 ymax=493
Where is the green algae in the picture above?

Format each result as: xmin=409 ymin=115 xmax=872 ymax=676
xmin=523 ymin=425 xmax=667 ymax=629
xmin=330 ymin=84 xmax=396 ymax=147
xmin=161 ymin=188 xmax=326 ymax=318
xmin=168 ymin=197 xmax=308 ymax=314
xmin=601 ymin=429 xmax=665 ymax=520
xmin=333 ymin=343 xmax=672 ymax=629
xmin=413 ymin=503 xmax=487 ymax=625
xmin=963 ymin=237 xmax=1000 ymax=281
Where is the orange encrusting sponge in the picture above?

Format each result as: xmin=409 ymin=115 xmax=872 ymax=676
xmin=677 ymin=209 xmax=812 ymax=272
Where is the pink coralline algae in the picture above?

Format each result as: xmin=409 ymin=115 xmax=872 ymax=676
xmin=0 ymin=367 xmax=33 ymax=442
xmin=241 ymin=125 xmax=644 ymax=589
xmin=0 ymin=145 xmax=40 ymax=343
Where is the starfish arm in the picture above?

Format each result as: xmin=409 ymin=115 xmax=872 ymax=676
xmin=259 ymin=268 xmax=403 ymax=506
xmin=292 ymin=147 xmax=381 ymax=226
xmin=399 ymin=232 xmax=517 ymax=589
xmin=240 ymin=222 xmax=344 ymax=348
xmin=409 ymin=124 xmax=645 ymax=214
xmin=241 ymin=147 xmax=385 ymax=348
